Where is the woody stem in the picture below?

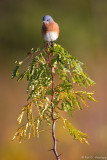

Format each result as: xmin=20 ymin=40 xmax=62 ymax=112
xmin=46 ymin=45 xmax=60 ymax=160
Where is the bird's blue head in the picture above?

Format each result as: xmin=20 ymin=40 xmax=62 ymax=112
xmin=42 ymin=15 xmax=53 ymax=23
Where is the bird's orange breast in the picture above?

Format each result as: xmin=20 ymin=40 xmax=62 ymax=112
xmin=41 ymin=21 xmax=59 ymax=37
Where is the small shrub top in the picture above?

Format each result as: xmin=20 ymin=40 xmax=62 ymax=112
xmin=12 ymin=44 xmax=96 ymax=144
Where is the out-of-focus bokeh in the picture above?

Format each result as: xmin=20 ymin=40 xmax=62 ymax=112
xmin=0 ymin=0 xmax=107 ymax=160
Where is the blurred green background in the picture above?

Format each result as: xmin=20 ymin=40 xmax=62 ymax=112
xmin=0 ymin=0 xmax=107 ymax=160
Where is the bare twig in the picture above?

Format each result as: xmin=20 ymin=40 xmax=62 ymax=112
xmin=46 ymin=44 xmax=60 ymax=160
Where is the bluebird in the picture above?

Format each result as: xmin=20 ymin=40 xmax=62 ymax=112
xmin=41 ymin=15 xmax=59 ymax=44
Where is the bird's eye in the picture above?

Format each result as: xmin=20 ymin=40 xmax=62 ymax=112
xmin=47 ymin=19 xmax=49 ymax=21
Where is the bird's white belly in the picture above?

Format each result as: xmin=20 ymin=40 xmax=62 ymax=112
xmin=44 ymin=32 xmax=58 ymax=42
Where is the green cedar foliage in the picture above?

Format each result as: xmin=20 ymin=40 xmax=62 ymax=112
xmin=12 ymin=44 xmax=96 ymax=144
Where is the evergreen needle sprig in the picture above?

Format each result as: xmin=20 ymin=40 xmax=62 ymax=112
xmin=12 ymin=43 xmax=96 ymax=159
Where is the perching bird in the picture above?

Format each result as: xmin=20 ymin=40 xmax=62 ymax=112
xmin=41 ymin=15 xmax=59 ymax=44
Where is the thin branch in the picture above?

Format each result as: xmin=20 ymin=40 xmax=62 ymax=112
xmin=46 ymin=44 xmax=60 ymax=160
